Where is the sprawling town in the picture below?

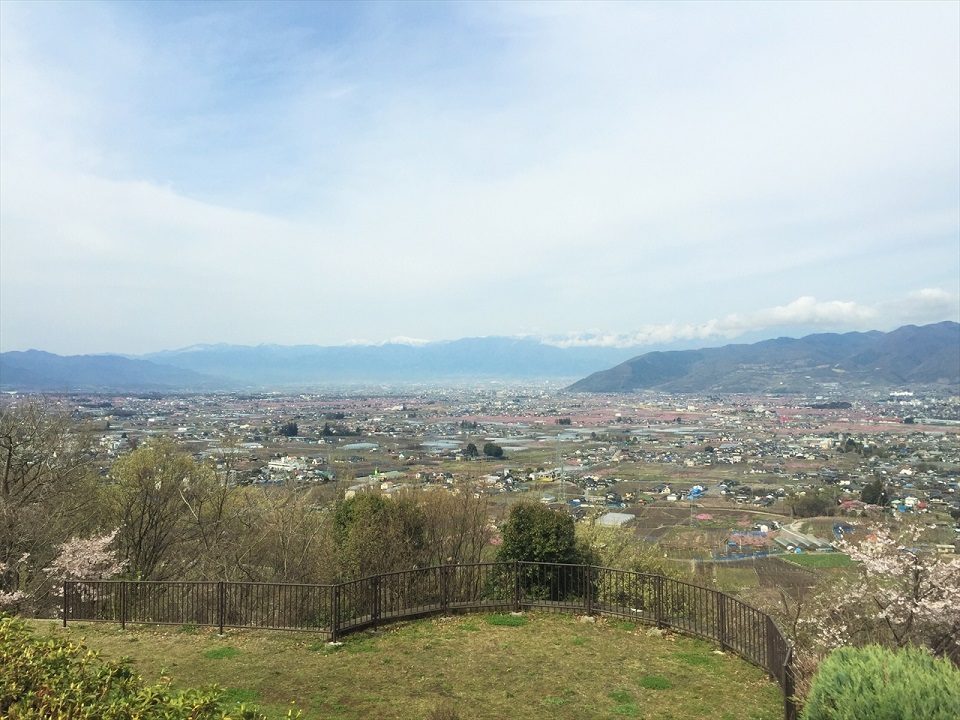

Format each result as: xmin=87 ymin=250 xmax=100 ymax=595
xmin=30 ymin=384 xmax=960 ymax=556
xmin=4 ymin=383 xmax=959 ymax=719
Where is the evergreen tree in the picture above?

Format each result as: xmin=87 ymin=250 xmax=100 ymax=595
xmin=860 ymin=477 xmax=889 ymax=506
xmin=483 ymin=442 xmax=504 ymax=458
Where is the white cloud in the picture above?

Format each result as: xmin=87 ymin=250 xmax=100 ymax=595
xmin=883 ymin=289 xmax=960 ymax=327
xmin=543 ymin=291 xmax=959 ymax=348
xmin=0 ymin=2 xmax=957 ymax=355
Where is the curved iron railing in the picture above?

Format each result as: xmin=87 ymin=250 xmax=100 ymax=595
xmin=63 ymin=562 xmax=796 ymax=719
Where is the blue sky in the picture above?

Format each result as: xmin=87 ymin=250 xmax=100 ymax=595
xmin=1 ymin=1 xmax=958 ymax=355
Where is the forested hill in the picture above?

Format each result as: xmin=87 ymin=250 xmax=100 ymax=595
xmin=567 ymin=322 xmax=960 ymax=394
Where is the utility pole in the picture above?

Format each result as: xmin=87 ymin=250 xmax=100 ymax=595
xmin=557 ymin=434 xmax=564 ymax=503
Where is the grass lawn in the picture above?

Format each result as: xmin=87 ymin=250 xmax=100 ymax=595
xmin=29 ymin=613 xmax=783 ymax=720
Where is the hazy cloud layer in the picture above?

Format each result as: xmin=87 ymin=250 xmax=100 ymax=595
xmin=1 ymin=1 xmax=957 ymax=355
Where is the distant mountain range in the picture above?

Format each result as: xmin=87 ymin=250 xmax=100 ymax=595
xmin=0 ymin=338 xmax=639 ymax=392
xmin=140 ymin=337 xmax=639 ymax=385
xmin=0 ymin=350 xmax=227 ymax=392
xmin=567 ymin=322 xmax=960 ymax=394
xmin=1 ymin=323 xmax=957 ymax=393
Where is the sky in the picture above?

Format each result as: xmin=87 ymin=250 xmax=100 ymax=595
xmin=1 ymin=0 xmax=958 ymax=356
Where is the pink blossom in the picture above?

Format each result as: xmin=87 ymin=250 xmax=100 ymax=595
xmin=0 ymin=590 xmax=28 ymax=609
xmin=801 ymin=524 xmax=960 ymax=661
xmin=45 ymin=530 xmax=127 ymax=582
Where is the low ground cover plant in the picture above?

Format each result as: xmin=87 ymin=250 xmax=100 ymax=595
xmin=0 ymin=615 xmax=276 ymax=720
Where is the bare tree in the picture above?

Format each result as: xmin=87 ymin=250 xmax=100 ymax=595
xmin=230 ymin=485 xmax=334 ymax=583
xmin=109 ymin=438 xmax=220 ymax=579
xmin=420 ymin=489 xmax=491 ymax=567
xmin=333 ymin=491 xmax=430 ymax=580
xmin=0 ymin=402 xmax=99 ymax=603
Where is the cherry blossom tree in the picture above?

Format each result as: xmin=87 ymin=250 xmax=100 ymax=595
xmin=800 ymin=524 xmax=960 ymax=665
xmin=0 ymin=532 xmax=125 ymax=614
xmin=45 ymin=530 xmax=126 ymax=583
xmin=0 ymin=403 xmax=100 ymax=601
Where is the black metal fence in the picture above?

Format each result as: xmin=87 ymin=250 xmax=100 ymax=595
xmin=64 ymin=562 xmax=796 ymax=719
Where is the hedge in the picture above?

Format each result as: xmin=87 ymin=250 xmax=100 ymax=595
xmin=801 ymin=644 xmax=960 ymax=720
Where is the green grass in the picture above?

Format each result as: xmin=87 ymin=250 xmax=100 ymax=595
xmin=780 ymin=553 xmax=855 ymax=569
xmin=639 ymin=675 xmax=673 ymax=690
xmin=485 ymin=613 xmax=528 ymax=627
xmin=203 ymin=645 xmax=241 ymax=660
xmin=34 ymin=615 xmax=783 ymax=720
xmin=221 ymin=687 xmax=261 ymax=704
xmin=673 ymin=651 xmax=718 ymax=666
xmin=609 ymin=689 xmax=641 ymax=716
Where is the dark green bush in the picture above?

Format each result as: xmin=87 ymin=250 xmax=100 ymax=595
xmin=801 ymin=644 xmax=960 ymax=720
xmin=0 ymin=615 xmax=270 ymax=720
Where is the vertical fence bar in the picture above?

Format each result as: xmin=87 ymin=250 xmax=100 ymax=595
xmin=62 ymin=581 xmax=69 ymax=627
xmin=120 ymin=581 xmax=126 ymax=630
xmin=217 ymin=581 xmax=225 ymax=635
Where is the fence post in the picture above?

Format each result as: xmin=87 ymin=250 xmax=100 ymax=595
xmin=217 ymin=581 xmax=225 ymax=635
xmin=717 ymin=593 xmax=729 ymax=651
xmin=585 ymin=565 xmax=593 ymax=616
xmin=441 ymin=565 xmax=450 ymax=616
xmin=62 ymin=581 xmax=69 ymax=627
xmin=784 ymin=647 xmax=796 ymax=720
xmin=654 ymin=575 xmax=664 ymax=628
xmin=764 ymin=616 xmax=776 ymax=676
xmin=331 ymin=583 xmax=340 ymax=643
xmin=371 ymin=576 xmax=381 ymax=630
xmin=513 ymin=561 xmax=520 ymax=612
xmin=120 ymin=581 xmax=127 ymax=630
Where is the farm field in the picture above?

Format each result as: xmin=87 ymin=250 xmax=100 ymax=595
xmin=779 ymin=553 xmax=856 ymax=570
xmin=30 ymin=613 xmax=784 ymax=720
xmin=695 ymin=557 xmax=818 ymax=596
